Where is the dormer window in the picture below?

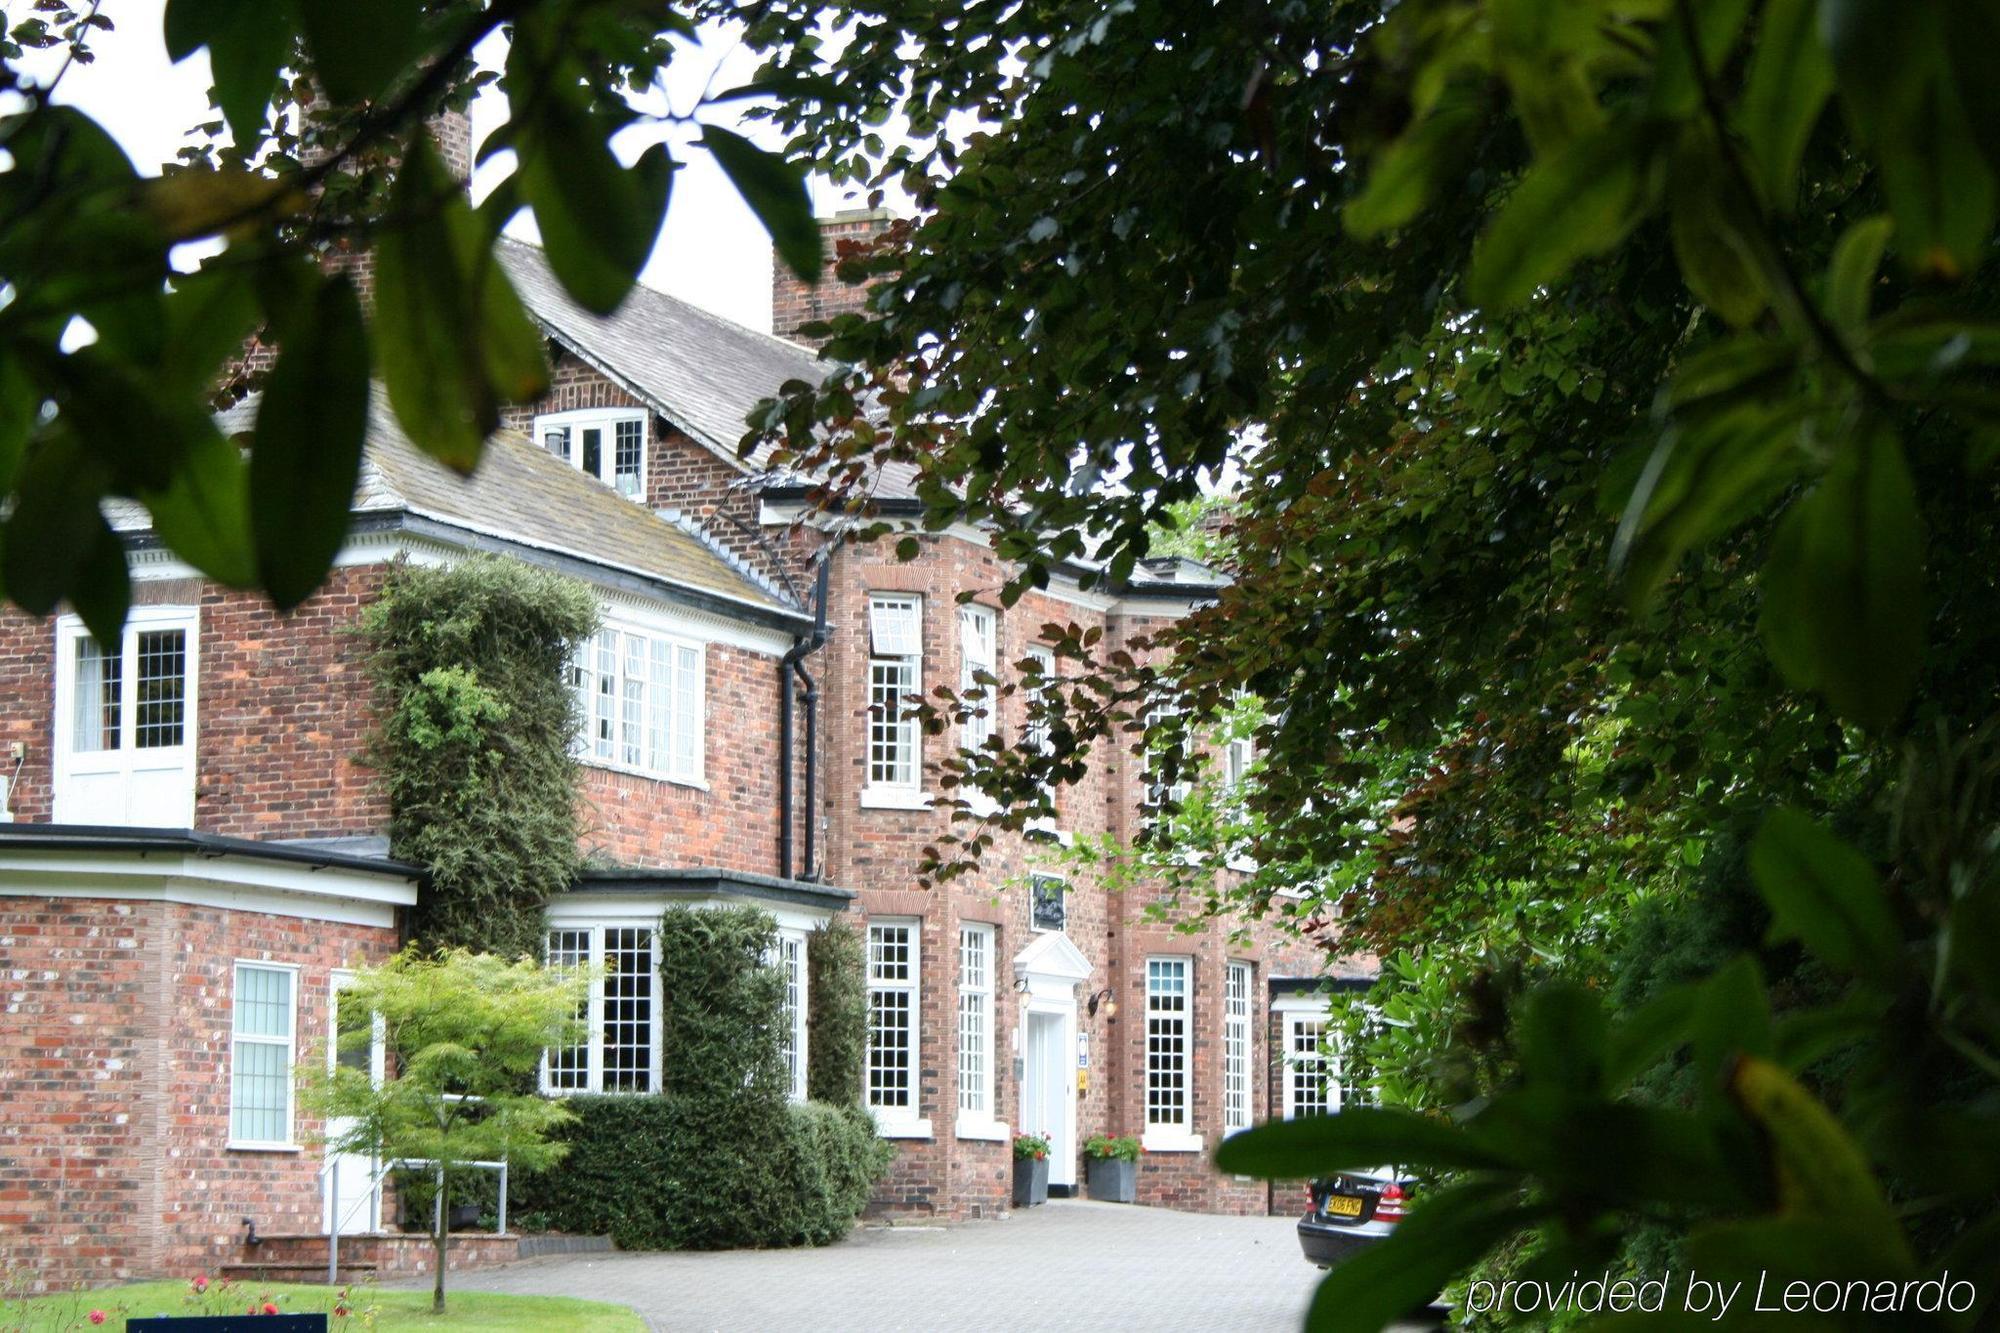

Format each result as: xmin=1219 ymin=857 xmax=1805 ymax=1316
xmin=534 ymin=408 xmax=646 ymax=499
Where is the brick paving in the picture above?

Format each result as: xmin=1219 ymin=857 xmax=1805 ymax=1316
xmin=409 ymin=1199 xmax=1331 ymax=1331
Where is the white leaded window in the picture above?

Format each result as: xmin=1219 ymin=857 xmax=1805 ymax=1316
xmin=778 ymin=930 xmax=809 ymax=1102
xmin=1223 ymin=962 xmax=1252 ymax=1135
xmin=1142 ymin=703 xmax=1192 ymax=812
xmin=1145 ymin=957 xmax=1191 ymax=1134
xmin=541 ymin=925 xmax=659 ymax=1094
xmin=866 ymin=920 xmax=921 ymax=1124
xmin=866 ymin=595 xmax=922 ymax=792
xmin=1023 ymin=644 xmax=1056 ymax=756
xmin=957 ymin=924 xmax=995 ymax=1120
xmin=958 ymin=605 xmax=997 ymax=754
xmin=534 ymin=407 xmax=646 ymax=498
xmin=1285 ymin=1012 xmax=1333 ymax=1118
xmin=53 ymin=607 xmax=198 ymax=827
xmin=230 ymin=962 xmax=297 ymax=1147
xmin=569 ymin=623 xmax=704 ymax=784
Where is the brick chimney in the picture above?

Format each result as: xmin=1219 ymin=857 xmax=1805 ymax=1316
xmin=771 ymin=208 xmax=895 ymax=347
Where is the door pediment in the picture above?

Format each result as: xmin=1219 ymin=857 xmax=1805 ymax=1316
xmin=1013 ymin=931 xmax=1092 ymax=986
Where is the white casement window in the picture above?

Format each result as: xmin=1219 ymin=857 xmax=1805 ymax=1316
xmin=777 ymin=930 xmax=809 ymax=1102
xmin=53 ymin=607 xmax=199 ymax=827
xmin=1142 ymin=703 xmax=1192 ymax=813
xmin=865 ymin=595 xmax=923 ymax=796
xmin=1285 ymin=1012 xmax=1334 ymax=1118
xmin=1023 ymin=644 xmax=1056 ymax=756
xmin=534 ymin=407 xmax=646 ymax=498
xmin=541 ymin=925 xmax=659 ymax=1095
xmin=1222 ymin=962 xmax=1252 ymax=1136
xmin=230 ymin=962 xmax=297 ymax=1148
xmin=866 ymin=919 xmax=926 ymax=1134
xmin=568 ymin=624 xmax=704 ymax=784
xmin=956 ymin=924 xmax=995 ymax=1123
xmin=1144 ymin=957 xmax=1198 ymax=1149
xmin=958 ymin=605 xmax=997 ymax=754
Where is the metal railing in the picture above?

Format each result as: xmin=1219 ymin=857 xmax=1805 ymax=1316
xmin=320 ymin=1153 xmax=510 ymax=1284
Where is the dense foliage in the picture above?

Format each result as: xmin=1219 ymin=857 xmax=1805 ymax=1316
xmin=513 ymin=1095 xmax=886 ymax=1251
xmin=303 ymin=947 xmax=584 ymax=1314
xmin=0 ymin=0 xmax=826 ymax=636
xmin=517 ymin=907 xmax=888 ymax=1249
xmin=804 ymin=920 xmax=868 ymax=1106
xmin=362 ymin=556 xmax=597 ymax=957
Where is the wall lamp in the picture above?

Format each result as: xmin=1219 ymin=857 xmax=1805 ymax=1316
xmin=1087 ymin=987 xmax=1117 ymax=1019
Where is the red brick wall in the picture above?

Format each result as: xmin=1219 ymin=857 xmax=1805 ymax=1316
xmin=0 ymin=896 xmax=398 ymax=1291
xmin=771 ymin=211 xmax=895 ymax=347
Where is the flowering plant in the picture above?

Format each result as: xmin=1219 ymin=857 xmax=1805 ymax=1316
xmin=1083 ymin=1134 xmax=1142 ymax=1163
xmin=1012 ymin=1132 xmax=1051 ymax=1162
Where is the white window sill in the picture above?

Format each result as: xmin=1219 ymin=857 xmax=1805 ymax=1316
xmin=227 ymin=1141 xmax=304 ymax=1154
xmin=871 ymin=1114 xmax=935 ymax=1140
xmin=1225 ymin=854 xmax=1259 ymax=874
xmin=954 ymin=1116 xmax=1012 ymax=1142
xmin=861 ymin=787 xmax=933 ymax=811
xmin=580 ymin=755 xmax=708 ymax=791
xmin=1141 ymin=1131 xmax=1206 ymax=1154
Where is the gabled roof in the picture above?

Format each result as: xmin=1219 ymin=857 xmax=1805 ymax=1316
xmin=495 ymin=237 xmax=823 ymax=465
xmin=173 ymin=392 xmax=807 ymax=629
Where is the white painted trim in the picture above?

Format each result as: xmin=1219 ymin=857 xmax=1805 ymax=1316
xmin=1140 ymin=1131 xmax=1207 ymax=1154
xmin=0 ymin=851 xmax=415 ymax=928
xmin=545 ymin=892 xmax=840 ymax=936
xmin=52 ymin=606 xmax=200 ymax=828
xmin=954 ymin=1117 xmax=1012 ymax=1142
xmin=532 ymin=406 xmax=650 ymax=501
xmin=1019 ymin=999 xmax=1080 ymax=1187
xmin=1271 ymin=993 xmax=1334 ymax=1015
xmin=871 ymin=1113 xmax=934 ymax=1140
xmin=860 ymin=787 xmax=933 ymax=811
xmin=1143 ymin=954 xmax=1195 ymax=1141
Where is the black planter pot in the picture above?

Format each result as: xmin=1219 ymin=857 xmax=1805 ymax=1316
xmin=1012 ymin=1155 xmax=1050 ymax=1208
xmin=1085 ymin=1156 xmax=1137 ymax=1203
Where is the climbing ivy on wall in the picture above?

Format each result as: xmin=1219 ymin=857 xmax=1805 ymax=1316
xmin=361 ymin=555 xmax=598 ymax=957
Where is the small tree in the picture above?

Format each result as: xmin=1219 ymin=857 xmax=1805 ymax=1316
xmin=303 ymin=948 xmax=585 ymax=1314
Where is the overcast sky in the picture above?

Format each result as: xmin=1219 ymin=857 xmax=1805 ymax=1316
xmin=47 ymin=0 xmax=850 ymax=332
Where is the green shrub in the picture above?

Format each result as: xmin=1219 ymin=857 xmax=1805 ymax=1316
xmin=361 ymin=556 xmax=597 ymax=957
xmin=805 ymin=920 xmax=867 ymax=1104
xmin=656 ymin=906 xmax=787 ymax=1101
xmin=513 ymin=1096 xmax=889 ymax=1249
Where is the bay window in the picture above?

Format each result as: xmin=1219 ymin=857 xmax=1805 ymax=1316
xmin=956 ymin=923 xmax=996 ymax=1129
xmin=865 ymin=595 xmax=923 ymax=798
xmin=958 ymin=605 xmax=997 ymax=753
xmin=866 ymin=919 xmax=926 ymax=1133
xmin=1144 ymin=956 xmax=1199 ymax=1150
xmin=1222 ymin=962 xmax=1252 ymax=1136
xmin=542 ymin=925 xmax=659 ymax=1094
xmin=777 ymin=929 xmax=808 ymax=1102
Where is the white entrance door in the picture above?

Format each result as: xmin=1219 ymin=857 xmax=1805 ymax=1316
xmin=324 ymin=973 xmax=384 ymax=1235
xmin=1022 ymin=1009 xmax=1077 ymax=1188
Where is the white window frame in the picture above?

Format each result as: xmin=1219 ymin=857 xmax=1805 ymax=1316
xmin=958 ymin=604 xmax=997 ymax=754
xmin=865 ymin=918 xmax=930 ymax=1137
xmin=52 ymin=605 xmax=200 ymax=828
xmin=1023 ymin=643 xmax=1059 ymax=835
xmin=1142 ymin=955 xmax=1203 ymax=1152
xmin=1284 ymin=1010 xmax=1336 ymax=1118
xmin=955 ymin=922 xmax=1001 ymax=1137
xmin=1222 ymin=961 xmax=1253 ymax=1136
xmin=533 ymin=406 xmax=648 ymax=499
xmin=863 ymin=595 xmax=926 ymax=807
xmin=778 ymin=929 xmax=809 ymax=1102
xmin=1142 ymin=703 xmax=1192 ymax=813
xmin=229 ymin=960 xmax=299 ymax=1151
xmin=568 ymin=621 xmax=706 ymax=787
xmin=540 ymin=924 xmax=662 ymax=1096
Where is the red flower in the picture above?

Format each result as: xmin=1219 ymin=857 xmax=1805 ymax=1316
xmin=263 ymin=1302 xmax=281 ymax=1315
xmin=191 ymin=1275 xmax=209 ymax=1294
xmin=88 ymin=1312 xmax=106 ymax=1326
xmin=334 ymin=1304 xmax=351 ymax=1319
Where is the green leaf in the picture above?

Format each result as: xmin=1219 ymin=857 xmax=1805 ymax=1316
xmin=1304 ymin=1182 xmax=1537 ymax=1333
xmin=1750 ymin=808 xmax=1902 ymax=981
xmin=1738 ymin=0 xmax=1833 ymax=214
xmin=1942 ymin=3 xmax=2000 ymax=180
xmin=71 ymin=519 xmax=133 ymax=650
xmin=1213 ymin=1107 xmax=1513 ymax=1178
xmin=252 ymin=273 xmax=370 ymax=608
xmin=1757 ymin=425 xmax=1925 ymax=732
xmin=1823 ymin=214 xmax=1893 ymax=330
xmin=1 ymin=435 xmax=110 ymax=617
xmin=1667 ymin=133 xmax=1768 ymax=328
xmin=0 ymin=357 xmax=36 ymax=497
xmin=163 ymin=0 xmax=296 ymax=149
xmin=700 ymin=124 xmax=822 ymax=283
xmin=1607 ymin=983 xmax=1698 ymax=1087
xmin=160 ymin=262 xmax=264 ymax=395
xmin=1515 ymin=981 xmax=1607 ymax=1096
xmin=1467 ymin=119 xmax=1659 ymax=312
xmin=139 ymin=424 xmax=256 ymax=589
xmin=297 ymin=0 xmax=422 ymax=105
xmin=1345 ymin=84 xmax=1483 ymax=239
xmin=509 ymin=30 xmax=671 ymax=315
xmin=376 ymin=135 xmax=548 ymax=472
xmin=1690 ymin=956 xmax=1772 ymax=1087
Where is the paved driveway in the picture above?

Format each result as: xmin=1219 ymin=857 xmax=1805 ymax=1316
xmin=419 ymin=1200 xmax=1325 ymax=1331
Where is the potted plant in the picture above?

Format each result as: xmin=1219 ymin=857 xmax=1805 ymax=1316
xmin=1012 ymin=1133 xmax=1051 ymax=1207
xmin=1083 ymin=1134 xmax=1142 ymax=1203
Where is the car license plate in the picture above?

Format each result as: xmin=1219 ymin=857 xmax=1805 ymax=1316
xmin=1324 ymin=1194 xmax=1363 ymax=1218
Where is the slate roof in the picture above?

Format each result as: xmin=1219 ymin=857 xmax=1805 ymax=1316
xmin=164 ymin=392 xmax=806 ymax=626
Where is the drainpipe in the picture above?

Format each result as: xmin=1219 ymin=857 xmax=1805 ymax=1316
xmin=777 ymin=558 xmax=832 ymax=881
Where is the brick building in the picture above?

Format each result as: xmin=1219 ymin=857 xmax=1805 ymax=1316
xmin=0 ymin=125 xmax=1366 ymax=1290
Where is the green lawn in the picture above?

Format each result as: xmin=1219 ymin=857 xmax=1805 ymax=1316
xmin=0 ymin=1281 xmax=643 ymax=1331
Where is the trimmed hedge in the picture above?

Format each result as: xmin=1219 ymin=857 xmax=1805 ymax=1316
xmin=513 ymin=1096 xmax=889 ymax=1249
xmin=806 ymin=920 xmax=867 ymax=1105
xmin=656 ymin=905 xmax=787 ymax=1100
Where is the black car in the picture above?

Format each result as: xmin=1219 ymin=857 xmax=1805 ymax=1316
xmin=1296 ymin=1167 xmax=1412 ymax=1269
